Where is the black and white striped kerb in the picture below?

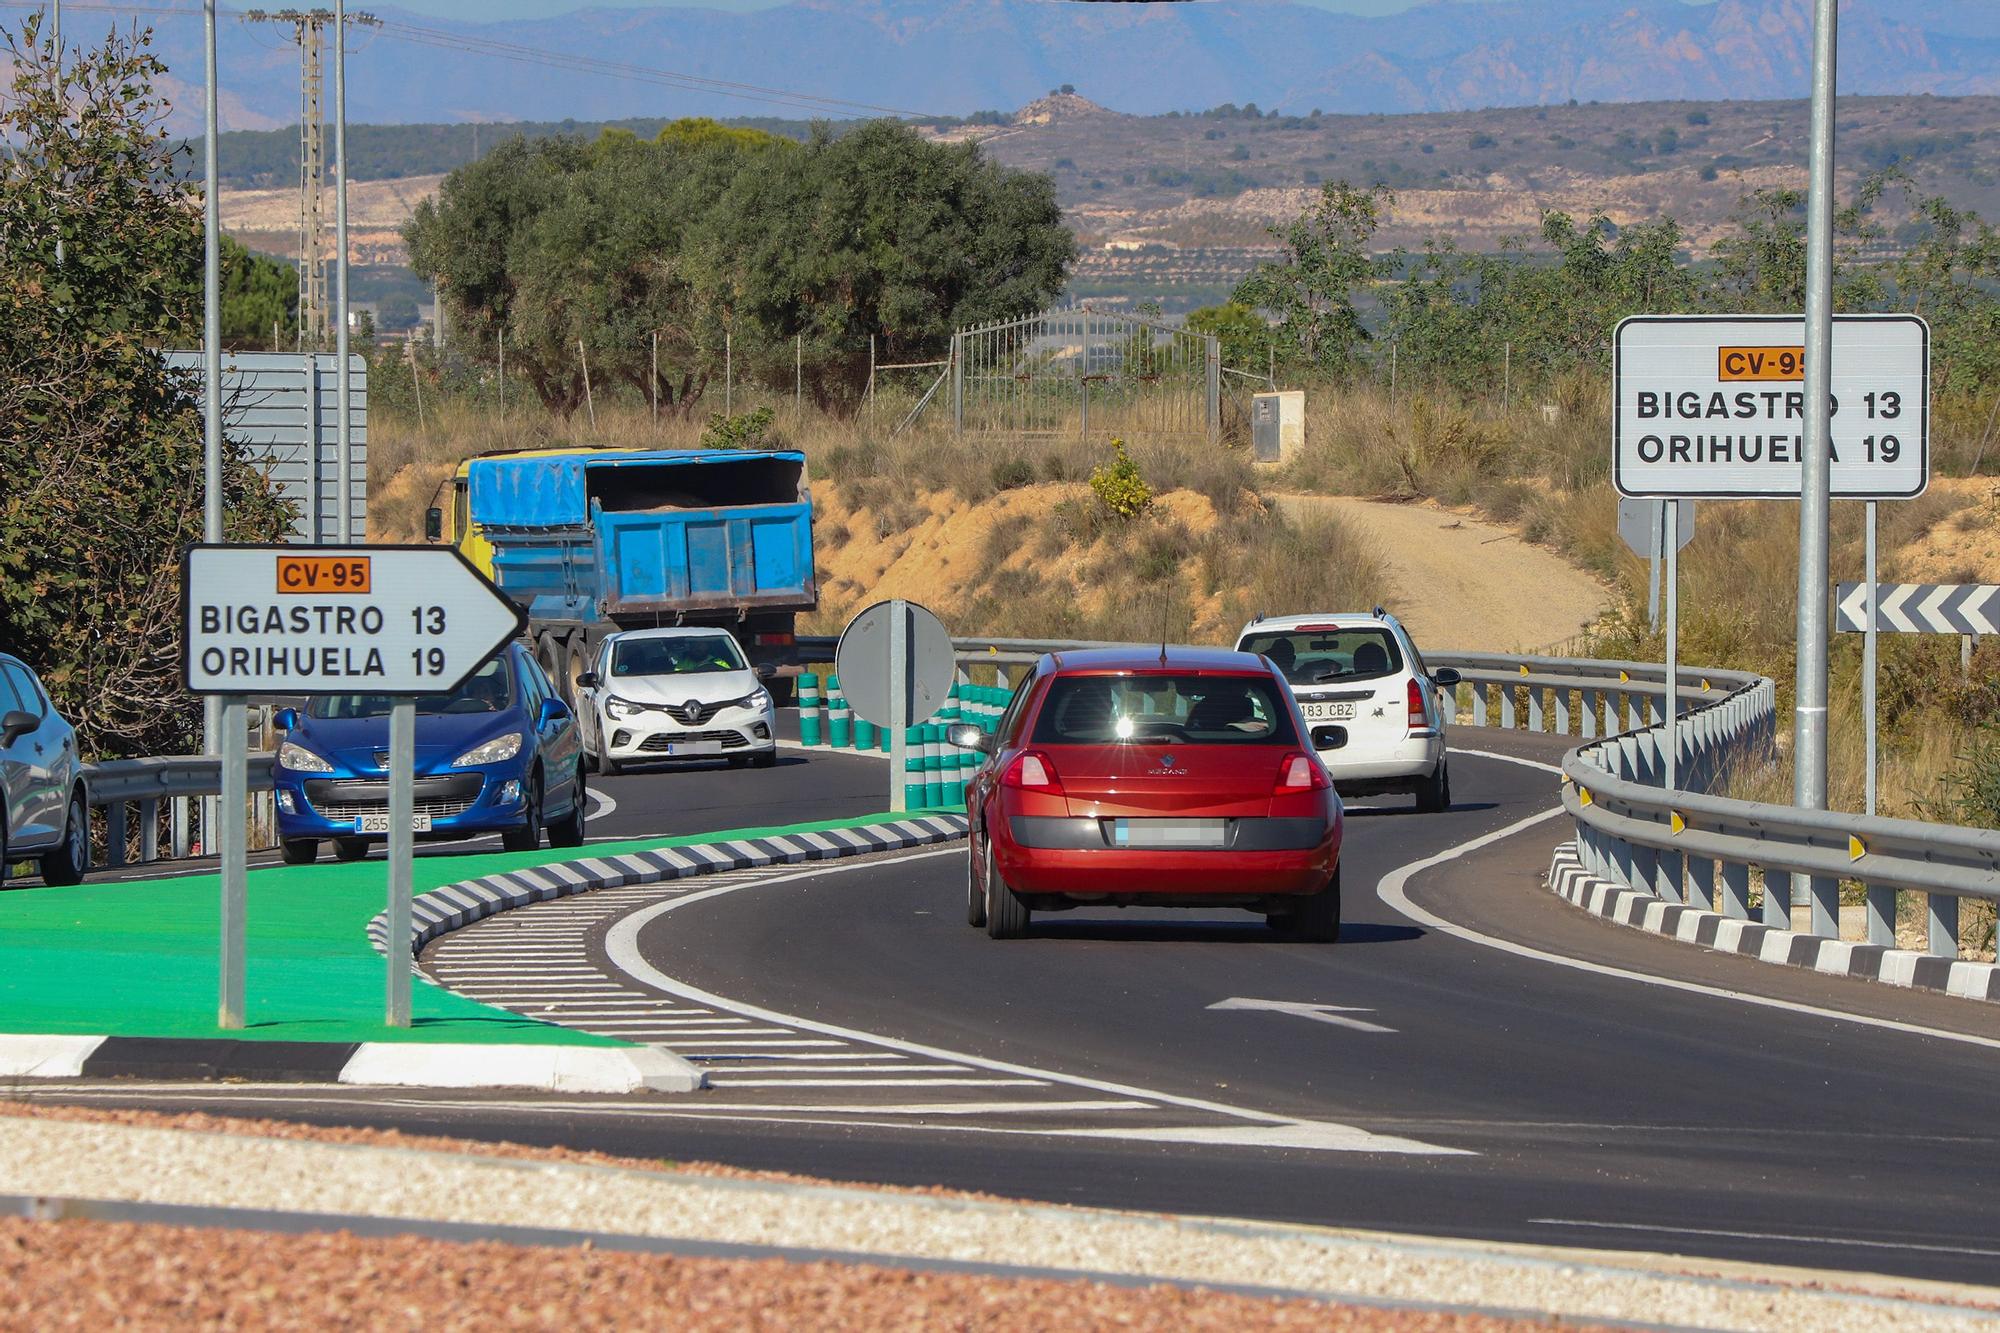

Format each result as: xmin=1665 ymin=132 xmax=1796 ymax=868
xmin=1836 ymin=583 xmax=1999 ymax=635
xmin=1546 ymin=843 xmax=2000 ymax=1003
xmin=368 ymin=816 xmax=970 ymax=959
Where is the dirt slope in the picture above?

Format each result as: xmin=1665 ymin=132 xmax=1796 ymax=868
xmin=1274 ymin=495 xmax=1611 ymax=654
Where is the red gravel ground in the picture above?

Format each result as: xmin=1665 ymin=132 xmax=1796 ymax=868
xmin=0 ymin=1216 xmax=1568 ymax=1331
xmin=0 ymin=1102 xmax=1585 ymax=1329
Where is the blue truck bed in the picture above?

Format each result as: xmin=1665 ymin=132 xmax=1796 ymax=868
xmin=468 ymin=449 xmax=816 ymax=627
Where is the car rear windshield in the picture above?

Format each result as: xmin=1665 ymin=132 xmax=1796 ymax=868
xmin=308 ymin=657 xmax=512 ymax=719
xmin=613 ymin=634 xmax=745 ymax=677
xmin=1238 ymin=627 xmax=1404 ymax=686
xmin=1030 ymin=674 xmax=1297 ymax=746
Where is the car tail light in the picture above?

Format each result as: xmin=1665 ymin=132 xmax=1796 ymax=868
xmin=1002 ymin=750 xmax=1065 ymax=794
xmin=1275 ymin=752 xmax=1331 ymax=792
xmin=753 ymin=632 xmax=795 ymax=647
xmin=1407 ymin=678 xmax=1428 ymax=730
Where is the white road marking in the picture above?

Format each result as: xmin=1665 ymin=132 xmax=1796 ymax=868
xmin=1379 ymin=751 xmax=2000 ymax=1054
xmin=1529 ymin=1218 xmax=2000 ymax=1259
xmin=708 ymin=1078 xmax=1051 ymax=1089
xmin=586 ymin=784 xmax=619 ymax=822
xmin=1207 ymin=997 xmax=1396 ymax=1034
xmin=600 ymin=850 xmax=1460 ymax=1155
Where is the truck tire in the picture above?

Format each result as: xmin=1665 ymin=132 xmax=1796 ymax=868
xmin=536 ymin=635 xmax=564 ymax=701
xmin=766 ymin=677 xmax=795 ymax=709
xmin=562 ymin=633 xmax=588 ymax=707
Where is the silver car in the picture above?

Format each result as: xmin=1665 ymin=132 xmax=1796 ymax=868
xmin=0 ymin=653 xmax=88 ymax=885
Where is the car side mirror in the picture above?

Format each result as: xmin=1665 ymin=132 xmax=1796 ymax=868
xmin=424 ymin=507 xmax=443 ymax=542
xmin=576 ymin=672 xmax=599 ymax=691
xmin=539 ymin=697 xmax=570 ymax=725
xmin=755 ymin=663 xmax=778 ymax=682
xmin=1432 ymin=667 xmax=1462 ymax=688
xmin=947 ymin=723 xmax=994 ymax=754
xmin=0 ymin=709 xmax=34 ymax=745
xmin=272 ymin=707 xmax=299 ymax=733
xmin=1310 ymin=724 xmax=1348 ymax=751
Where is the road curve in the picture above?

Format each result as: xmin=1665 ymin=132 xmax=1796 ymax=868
xmin=41 ymin=730 xmax=2000 ymax=1286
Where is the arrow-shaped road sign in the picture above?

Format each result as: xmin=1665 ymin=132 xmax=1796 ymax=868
xmin=1207 ymin=997 xmax=1397 ymax=1034
xmin=182 ymin=544 xmax=527 ymax=696
xmin=1836 ymin=583 xmax=2000 ymax=637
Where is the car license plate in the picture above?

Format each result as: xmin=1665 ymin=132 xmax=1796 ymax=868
xmin=1111 ymin=818 xmax=1228 ymax=849
xmin=1301 ymin=701 xmax=1357 ymax=722
xmin=357 ymin=812 xmax=432 ymax=833
xmin=667 ymin=740 xmax=723 ymax=757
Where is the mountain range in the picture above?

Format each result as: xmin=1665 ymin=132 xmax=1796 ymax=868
xmin=107 ymin=0 xmax=2000 ymax=133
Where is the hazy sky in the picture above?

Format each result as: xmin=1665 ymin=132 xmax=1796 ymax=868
xmin=380 ymin=0 xmax=1723 ymax=21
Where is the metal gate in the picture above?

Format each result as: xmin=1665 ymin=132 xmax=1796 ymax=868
xmin=947 ymin=308 xmax=1219 ymax=445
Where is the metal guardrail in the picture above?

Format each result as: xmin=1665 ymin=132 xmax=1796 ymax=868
xmin=79 ymin=754 xmax=277 ymax=868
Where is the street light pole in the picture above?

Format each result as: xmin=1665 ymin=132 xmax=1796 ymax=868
xmin=334 ymin=0 xmax=352 ymax=543
xmin=202 ymin=0 xmax=223 ymax=769
xmin=1793 ymin=0 xmax=1837 ymax=817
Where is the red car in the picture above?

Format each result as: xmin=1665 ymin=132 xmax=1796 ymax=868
xmin=951 ymin=647 xmax=1344 ymax=941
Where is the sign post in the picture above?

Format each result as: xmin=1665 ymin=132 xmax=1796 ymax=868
xmin=836 ymin=599 xmax=955 ymax=815
xmin=183 ymin=544 xmax=524 ymax=1028
xmin=1619 ymin=498 xmax=1695 ymax=788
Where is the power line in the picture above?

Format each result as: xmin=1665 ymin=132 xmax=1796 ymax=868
xmin=0 ymin=2 xmax=938 ymax=120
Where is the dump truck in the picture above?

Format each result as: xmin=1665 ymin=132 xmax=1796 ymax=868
xmin=427 ymin=447 xmax=816 ymax=704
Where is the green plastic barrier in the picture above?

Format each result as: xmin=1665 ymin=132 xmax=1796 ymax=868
xmin=798 ymin=673 xmax=823 ymax=747
xmin=828 ymin=674 xmax=852 ymax=750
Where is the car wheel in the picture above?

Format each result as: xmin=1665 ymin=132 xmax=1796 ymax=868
xmin=751 ymin=749 xmax=778 ymax=769
xmin=725 ymin=754 xmax=750 ymax=769
xmin=281 ymin=838 xmax=320 ymax=865
xmin=600 ymin=750 xmax=621 ymax=776
xmin=1416 ymin=760 xmax=1450 ymax=813
xmin=548 ymin=770 xmax=587 ymax=848
xmin=965 ymin=832 xmax=988 ymax=928
xmin=983 ymin=836 xmax=1029 ymax=939
xmin=39 ymin=788 xmax=90 ymax=886
xmin=1284 ymin=870 xmax=1342 ymax=943
xmin=333 ymin=837 xmax=370 ymax=862
xmin=501 ymin=773 xmax=543 ymax=853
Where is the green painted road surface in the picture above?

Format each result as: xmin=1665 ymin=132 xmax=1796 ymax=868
xmin=0 ymin=814 xmax=921 ymax=1046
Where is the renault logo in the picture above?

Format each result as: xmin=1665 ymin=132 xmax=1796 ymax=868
xmin=679 ymin=700 xmax=704 ymax=723
xmin=1159 ymin=752 xmax=1175 ymax=767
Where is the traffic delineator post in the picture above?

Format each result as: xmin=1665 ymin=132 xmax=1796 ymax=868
xmin=798 ymin=673 xmax=823 ymax=747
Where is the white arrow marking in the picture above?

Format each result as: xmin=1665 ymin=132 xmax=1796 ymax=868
xmin=1917 ymin=584 xmax=1956 ymax=633
xmin=1836 ymin=583 xmax=1869 ymax=632
xmin=1963 ymin=586 xmax=1998 ymax=637
xmin=1207 ymin=997 xmax=1397 ymax=1034
xmin=1880 ymin=583 xmax=1921 ymax=633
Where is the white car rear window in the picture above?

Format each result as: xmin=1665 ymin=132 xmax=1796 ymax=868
xmin=1239 ymin=628 xmax=1404 ymax=686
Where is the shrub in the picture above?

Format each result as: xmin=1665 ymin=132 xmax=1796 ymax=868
xmin=1920 ymin=729 xmax=2000 ymax=828
xmin=701 ymin=405 xmax=778 ymax=450
xmin=822 ymin=440 xmax=883 ymax=482
xmin=990 ymin=456 xmax=1037 ymax=491
xmin=1089 ymin=438 xmax=1153 ymax=520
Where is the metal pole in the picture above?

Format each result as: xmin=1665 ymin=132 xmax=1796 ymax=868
xmin=725 ymin=330 xmax=732 ymax=416
xmin=1864 ymin=501 xmax=1878 ymax=816
xmin=1793 ymin=0 xmax=1838 ymax=822
xmin=496 ymin=324 xmax=505 ymax=412
xmin=431 ymin=275 xmax=443 ymax=349
xmin=867 ymin=334 xmax=876 ymax=432
xmin=202 ymin=0 xmax=223 ymax=824
xmin=1644 ymin=500 xmax=1662 ymax=633
xmin=889 ymin=600 xmax=909 ymax=814
xmin=1664 ymin=501 xmax=1679 ymax=791
xmin=794 ymin=333 xmax=802 ymax=423
xmin=651 ymin=330 xmax=659 ymax=426
xmin=333 ymin=0 xmax=352 ymax=544
xmin=386 ymin=698 xmax=414 ymax=1027
xmin=218 ymin=696 xmax=247 ymax=1029
xmin=579 ymin=338 xmax=595 ymax=429
xmin=952 ymin=334 xmax=964 ymax=439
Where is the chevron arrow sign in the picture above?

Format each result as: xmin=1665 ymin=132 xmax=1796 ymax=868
xmin=1836 ymin=583 xmax=2000 ymax=635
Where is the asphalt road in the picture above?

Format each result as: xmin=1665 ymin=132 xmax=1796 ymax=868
xmin=34 ymin=731 xmax=2000 ymax=1286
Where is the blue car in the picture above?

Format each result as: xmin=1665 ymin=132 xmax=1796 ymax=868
xmin=271 ymin=642 xmax=586 ymax=865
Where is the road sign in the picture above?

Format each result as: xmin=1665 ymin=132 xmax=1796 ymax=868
xmin=836 ymin=599 xmax=955 ymax=730
xmin=182 ymin=544 xmax=525 ymax=696
xmin=1837 ymin=583 xmax=1999 ymax=635
xmin=1613 ymin=314 xmax=1929 ymax=500
xmin=1618 ymin=497 xmax=1695 ymax=558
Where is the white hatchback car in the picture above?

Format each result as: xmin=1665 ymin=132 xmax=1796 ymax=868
xmin=575 ymin=628 xmax=778 ymax=774
xmin=1234 ymin=610 xmax=1459 ymax=811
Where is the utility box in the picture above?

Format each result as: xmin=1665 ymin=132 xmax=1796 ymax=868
xmin=1251 ymin=390 xmax=1305 ymax=464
